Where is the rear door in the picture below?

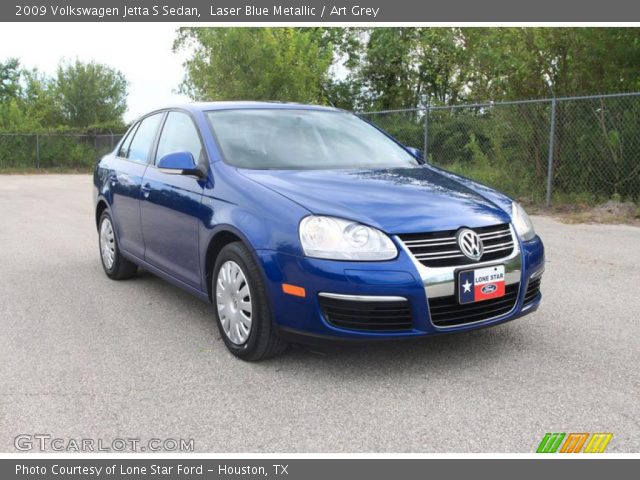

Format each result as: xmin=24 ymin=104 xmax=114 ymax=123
xmin=139 ymin=111 xmax=206 ymax=288
xmin=109 ymin=112 xmax=164 ymax=259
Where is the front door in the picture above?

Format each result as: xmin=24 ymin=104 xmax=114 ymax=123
xmin=140 ymin=111 xmax=206 ymax=289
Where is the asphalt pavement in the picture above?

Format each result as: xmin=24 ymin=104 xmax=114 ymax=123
xmin=0 ymin=175 xmax=638 ymax=452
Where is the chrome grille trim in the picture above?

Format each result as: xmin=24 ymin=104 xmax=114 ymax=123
xmin=414 ymin=252 xmax=465 ymax=260
xmin=403 ymin=237 xmax=456 ymax=245
xmin=398 ymin=223 xmax=515 ymax=267
xmin=403 ymin=240 xmax=458 ymax=248
xmin=394 ymin=223 xmax=522 ymax=330
xmin=478 ymin=231 xmax=511 ymax=240
xmin=483 ymin=240 xmax=514 ymax=252
xmin=318 ymin=293 xmax=408 ymax=302
xmin=415 ymin=248 xmax=462 ymax=257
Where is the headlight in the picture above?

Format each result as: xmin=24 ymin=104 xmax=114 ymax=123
xmin=511 ymin=201 xmax=536 ymax=241
xmin=299 ymin=216 xmax=397 ymax=261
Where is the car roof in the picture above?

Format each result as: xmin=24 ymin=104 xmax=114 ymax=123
xmin=161 ymin=101 xmax=343 ymax=115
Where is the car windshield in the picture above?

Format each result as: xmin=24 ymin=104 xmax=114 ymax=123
xmin=206 ymin=109 xmax=420 ymax=170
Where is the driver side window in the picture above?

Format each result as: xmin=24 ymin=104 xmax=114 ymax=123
xmin=155 ymin=112 xmax=204 ymax=165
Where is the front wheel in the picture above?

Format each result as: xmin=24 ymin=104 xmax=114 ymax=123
xmin=98 ymin=211 xmax=137 ymax=280
xmin=212 ymin=242 xmax=288 ymax=361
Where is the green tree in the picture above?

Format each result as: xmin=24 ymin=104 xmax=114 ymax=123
xmin=356 ymin=28 xmax=418 ymax=110
xmin=53 ymin=60 xmax=128 ymax=128
xmin=337 ymin=28 xmax=640 ymax=109
xmin=20 ymin=69 xmax=62 ymax=129
xmin=0 ymin=58 xmax=21 ymax=102
xmin=345 ymin=28 xmax=470 ymax=110
xmin=414 ymin=28 xmax=469 ymax=105
xmin=174 ymin=28 xmax=334 ymax=103
xmin=464 ymin=28 xmax=640 ymax=100
xmin=0 ymin=61 xmax=54 ymax=132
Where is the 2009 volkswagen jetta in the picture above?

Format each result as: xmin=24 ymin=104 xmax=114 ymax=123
xmin=94 ymin=102 xmax=544 ymax=360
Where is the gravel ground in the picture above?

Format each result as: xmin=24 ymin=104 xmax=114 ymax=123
xmin=0 ymin=175 xmax=638 ymax=453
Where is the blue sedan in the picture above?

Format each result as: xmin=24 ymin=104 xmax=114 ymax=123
xmin=93 ymin=102 xmax=544 ymax=360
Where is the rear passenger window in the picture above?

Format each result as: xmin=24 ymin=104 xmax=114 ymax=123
xmin=155 ymin=112 xmax=204 ymax=165
xmin=117 ymin=123 xmax=139 ymax=158
xmin=127 ymin=113 xmax=163 ymax=164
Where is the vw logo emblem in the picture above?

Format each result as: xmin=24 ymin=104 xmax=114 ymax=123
xmin=457 ymin=228 xmax=484 ymax=261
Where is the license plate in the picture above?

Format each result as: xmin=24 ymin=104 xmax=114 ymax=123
xmin=458 ymin=265 xmax=506 ymax=304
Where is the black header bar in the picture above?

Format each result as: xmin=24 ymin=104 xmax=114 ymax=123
xmin=4 ymin=0 xmax=640 ymax=22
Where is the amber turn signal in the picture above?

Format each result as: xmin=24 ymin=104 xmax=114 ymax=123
xmin=282 ymin=283 xmax=306 ymax=297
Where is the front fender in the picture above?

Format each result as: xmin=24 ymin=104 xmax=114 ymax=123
xmin=198 ymin=164 xmax=310 ymax=297
xmin=201 ymin=161 xmax=310 ymax=255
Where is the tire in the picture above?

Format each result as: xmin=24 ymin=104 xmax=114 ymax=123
xmin=212 ymin=242 xmax=288 ymax=361
xmin=98 ymin=210 xmax=138 ymax=280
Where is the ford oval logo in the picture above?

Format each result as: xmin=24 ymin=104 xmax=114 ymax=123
xmin=481 ymin=284 xmax=497 ymax=294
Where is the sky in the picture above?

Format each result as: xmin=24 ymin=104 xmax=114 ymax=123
xmin=0 ymin=23 xmax=191 ymax=122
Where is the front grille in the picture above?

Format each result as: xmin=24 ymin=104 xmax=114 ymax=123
xmin=428 ymin=283 xmax=519 ymax=327
xmin=399 ymin=224 xmax=514 ymax=268
xmin=523 ymin=276 xmax=542 ymax=305
xmin=319 ymin=296 xmax=413 ymax=332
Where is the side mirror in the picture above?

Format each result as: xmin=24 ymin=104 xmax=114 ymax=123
xmin=405 ymin=146 xmax=424 ymax=162
xmin=157 ymin=152 xmax=206 ymax=179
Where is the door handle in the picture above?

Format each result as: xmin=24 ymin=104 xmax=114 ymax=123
xmin=141 ymin=183 xmax=151 ymax=199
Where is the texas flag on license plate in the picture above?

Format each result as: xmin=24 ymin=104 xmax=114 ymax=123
xmin=459 ymin=265 xmax=506 ymax=304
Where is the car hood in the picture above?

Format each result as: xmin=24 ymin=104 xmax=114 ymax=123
xmin=239 ymin=166 xmax=512 ymax=234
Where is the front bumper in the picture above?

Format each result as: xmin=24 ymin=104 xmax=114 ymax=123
xmin=256 ymin=233 xmax=544 ymax=341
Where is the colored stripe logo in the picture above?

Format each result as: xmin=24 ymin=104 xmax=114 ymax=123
xmin=537 ymin=433 xmax=565 ymax=453
xmin=584 ymin=433 xmax=613 ymax=453
xmin=537 ymin=433 xmax=612 ymax=453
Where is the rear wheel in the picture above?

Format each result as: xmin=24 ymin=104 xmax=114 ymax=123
xmin=213 ymin=242 xmax=288 ymax=360
xmin=98 ymin=211 xmax=137 ymax=280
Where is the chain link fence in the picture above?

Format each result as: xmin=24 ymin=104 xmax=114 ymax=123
xmin=360 ymin=92 xmax=640 ymax=207
xmin=1 ymin=93 xmax=639 ymax=207
xmin=0 ymin=133 xmax=124 ymax=170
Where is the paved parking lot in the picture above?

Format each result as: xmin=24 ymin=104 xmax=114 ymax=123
xmin=0 ymin=175 xmax=639 ymax=453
